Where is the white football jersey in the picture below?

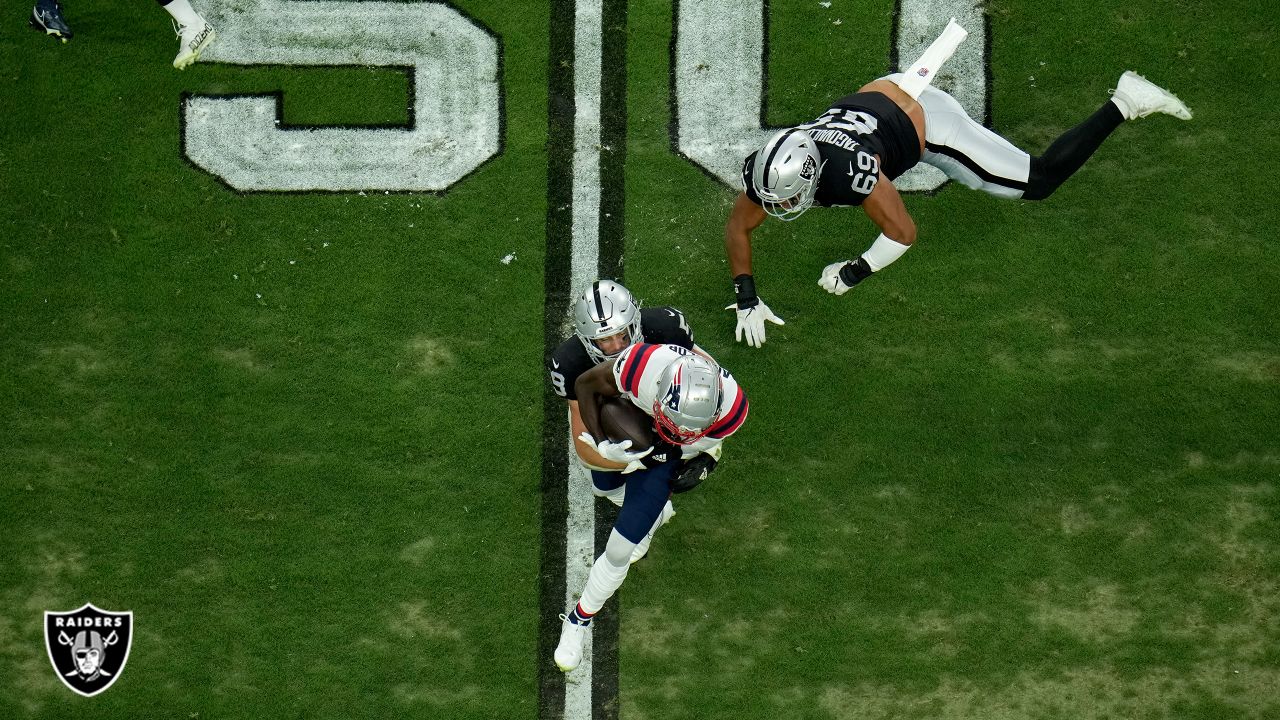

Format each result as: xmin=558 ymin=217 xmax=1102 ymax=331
xmin=612 ymin=343 xmax=748 ymax=458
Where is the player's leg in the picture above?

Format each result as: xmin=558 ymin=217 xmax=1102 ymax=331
xmin=1025 ymin=71 xmax=1191 ymax=199
xmin=590 ymin=469 xmax=675 ymax=560
xmin=556 ymin=459 xmax=680 ymax=671
xmin=158 ymin=0 xmax=216 ymax=70
xmin=591 ymin=470 xmax=626 ymax=507
xmin=629 ymin=499 xmax=676 ymax=564
xmin=890 ymin=74 xmax=1032 ymax=198
xmin=908 ymin=71 xmax=1191 ymax=201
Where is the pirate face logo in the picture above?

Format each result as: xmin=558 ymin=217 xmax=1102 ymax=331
xmin=44 ymin=603 xmax=133 ymax=696
xmin=799 ymin=155 xmax=817 ymax=182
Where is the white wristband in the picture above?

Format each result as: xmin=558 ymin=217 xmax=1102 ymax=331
xmin=860 ymin=233 xmax=911 ymax=272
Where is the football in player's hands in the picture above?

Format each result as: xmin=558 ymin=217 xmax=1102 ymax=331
xmin=599 ymin=397 xmax=656 ymax=454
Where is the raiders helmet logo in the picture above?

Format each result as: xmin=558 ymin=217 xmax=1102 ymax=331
xmin=44 ymin=603 xmax=133 ymax=697
xmin=799 ymin=155 xmax=817 ymax=181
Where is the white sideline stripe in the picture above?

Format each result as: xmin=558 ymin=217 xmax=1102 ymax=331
xmin=565 ymin=0 xmax=603 ymax=717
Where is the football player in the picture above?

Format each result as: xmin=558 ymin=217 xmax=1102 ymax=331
xmin=724 ymin=70 xmax=1192 ymax=347
xmin=549 ymin=280 xmax=715 ymax=482
xmin=553 ymin=343 xmax=748 ymax=672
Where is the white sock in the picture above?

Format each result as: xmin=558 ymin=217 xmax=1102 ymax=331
xmin=577 ymin=529 xmax=636 ymax=614
xmin=630 ymin=500 xmax=676 ymax=563
xmin=162 ymin=0 xmax=205 ymax=28
xmin=1109 ymin=94 xmax=1136 ymax=121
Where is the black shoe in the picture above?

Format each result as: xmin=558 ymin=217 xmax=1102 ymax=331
xmin=30 ymin=0 xmax=72 ymax=43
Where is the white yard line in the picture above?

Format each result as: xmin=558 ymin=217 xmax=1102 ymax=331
xmin=565 ymin=0 xmax=603 ymax=717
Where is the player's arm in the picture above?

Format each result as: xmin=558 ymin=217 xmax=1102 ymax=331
xmin=862 ymin=172 xmax=917 ymax=247
xmin=818 ymin=172 xmax=915 ymax=295
xmin=574 ymin=360 xmax=621 ymax=443
xmin=724 ymin=192 xmax=785 ymax=347
xmin=569 ymin=400 xmax=626 ymax=470
xmin=725 ymin=191 xmax=767 ymax=279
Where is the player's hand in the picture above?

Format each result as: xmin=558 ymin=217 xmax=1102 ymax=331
xmin=819 ymin=257 xmax=874 ymax=295
xmin=578 ymin=433 xmax=652 ymax=464
xmin=724 ymin=298 xmax=785 ymax=348
xmin=672 ymin=452 xmax=718 ymax=493
xmin=818 ymin=261 xmax=855 ymax=295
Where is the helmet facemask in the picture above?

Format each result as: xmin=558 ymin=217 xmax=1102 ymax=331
xmin=752 ymin=129 xmax=823 ymax=222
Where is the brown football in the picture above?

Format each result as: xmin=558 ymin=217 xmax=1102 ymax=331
xmin=599 ymin=397 xmax=656 ymax=453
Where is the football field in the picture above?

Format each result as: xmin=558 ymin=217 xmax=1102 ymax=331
xmin=2 ymin=1 xmax=1278 ymax=719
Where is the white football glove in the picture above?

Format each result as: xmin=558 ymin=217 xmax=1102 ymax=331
xmin=724 ymin=298 xmax=785 ymax=348
xmin=577 ymin=432 xmax=652 ymax=465
xmin=819 ymin=260 xmax=855 ymax=295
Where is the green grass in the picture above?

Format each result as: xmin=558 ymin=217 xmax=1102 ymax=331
xmin=3 ymin=0 xmax=1279 ymax=718
xmin=621 ymin=0 xmax=1279 ymax=718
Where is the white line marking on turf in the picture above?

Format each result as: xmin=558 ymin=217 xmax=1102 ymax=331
xmin=566 ymin=0 xmax=603 ymax=717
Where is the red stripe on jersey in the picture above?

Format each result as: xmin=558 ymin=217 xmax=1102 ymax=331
xmin=707 ymin=386 xmax=748 ymax=439
xmin=620 ymin=343 xmax=659 ymax=395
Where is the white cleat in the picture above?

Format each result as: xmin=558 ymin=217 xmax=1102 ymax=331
xmin=554 ymin=614 xmax=590 ymax=672
xmin=1112 ymin=70 xmax=1192 ymax=120
xmin=173 ymin=20 xmax=216 ymax=70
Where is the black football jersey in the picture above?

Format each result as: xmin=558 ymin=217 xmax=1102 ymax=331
xmin=742 ymin=91 xmax=921 ymax=209
xmin=547 ymin=306 xmax=695 ymax=400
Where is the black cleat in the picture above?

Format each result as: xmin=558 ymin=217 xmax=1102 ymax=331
xmin=30 ymin=0 xmax=72 ymax=43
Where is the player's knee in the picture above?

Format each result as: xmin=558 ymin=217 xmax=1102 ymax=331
xmin=1023 ymin=156 xmax=1060 ymax=200
xmin=603 ymin=529 xmax=636 ymax=566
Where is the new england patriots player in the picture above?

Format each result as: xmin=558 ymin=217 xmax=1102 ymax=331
xmin=554 ymin=343 xmax=749 ymax=672
xmin=549 ymin=280 xmax=718 ymax=484
xmin=724 ymin=70 xmax=1192 ymax=346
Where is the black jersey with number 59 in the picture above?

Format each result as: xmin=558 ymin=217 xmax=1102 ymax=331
xmin=546 ymin=307 xmax=695 ymax=401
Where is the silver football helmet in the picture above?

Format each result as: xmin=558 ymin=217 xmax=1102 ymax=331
xmin=572 ymin=280 xmax=643 ymax=364
xmin=750 ymin=128 xmax=823 ymax=221
xmin=653 ymin=355 xmax=723 ymax=445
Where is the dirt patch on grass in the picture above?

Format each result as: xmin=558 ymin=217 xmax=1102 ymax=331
xmin=1029 ymin=582 xmax=1138 ymax=643
xmin=214 ymin=347 xmax=269 ymax=373
xmin=1209 ymin=352 xmax=1280 ymax=383
xmin=0 ymin=538 xmax=88 ymax=714
xmin=404 ymin=336 xmax=455 ymax=374
xmin=398 ymin=536 xmax=437 ymax=566
xmin=388 ymin=601 xmax=463 ymax=642
xmin=38 ymin=343 xmax=110 ymax=376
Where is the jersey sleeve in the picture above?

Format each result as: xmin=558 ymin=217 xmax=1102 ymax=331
xmin=547 ymin=340 xmax=589 ymax=400
xmin=641 ymin=307 xmax=694 ymax=349
xmin=612 ymin=343 xmax=662 ymax=399
xmin=741 ymin=151 xmax=763 ymax=206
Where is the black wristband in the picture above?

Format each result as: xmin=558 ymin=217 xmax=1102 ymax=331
xmin=733 ymin=274 xmax=759 ymax=309
xmin=838 ymin=258 xmax=874 ymax=287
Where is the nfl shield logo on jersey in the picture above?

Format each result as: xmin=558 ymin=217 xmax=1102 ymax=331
xmin=44 ymin=603 xmax=134 ymax=697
